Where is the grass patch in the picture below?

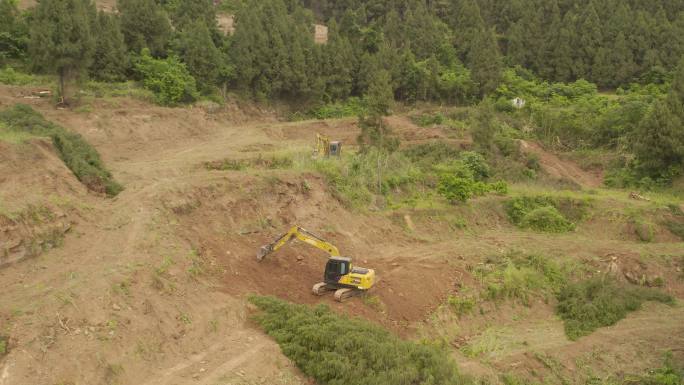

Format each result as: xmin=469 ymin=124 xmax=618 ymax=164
xmin=0 ymin=67 xmax=53 ymax=86
xmin=556 ymin=277 xmax=674 ymax=340
xmin=0 ymin=104 xmax=122 ymax=196
xmin=249 ymin=295 xmax=466 ymax=385
xmin=447 ymin=293 xmax=476 ymax=316
xmin=664 ymin=220 xmax=684 ymax=240
xmin=205 ymin=154 xmax=294 ymax=171
xmin=0 ymin=122 xmax=35 ymax=143
xmin=308 ymin=148 xmax=422 ymax=209
xmin=290 ymin=97 xmax=367 ymax=120
xmin=0 ymin=335 xmax=8 ymax=357
xmin=475 ymin=253 xmax=568 ymax=305
xmin=632 ymin=218 xmax=656 ymax=242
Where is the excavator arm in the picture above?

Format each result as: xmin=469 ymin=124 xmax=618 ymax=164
xmin=257 ymin=226 xmax=340 ymax=261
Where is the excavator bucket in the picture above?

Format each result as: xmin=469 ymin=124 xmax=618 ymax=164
xmin=257 ymin=244 xmax=273 ymax=262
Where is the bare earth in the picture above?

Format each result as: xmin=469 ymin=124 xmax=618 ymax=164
xmin=0 ymin=88 xmax=682 ymax=385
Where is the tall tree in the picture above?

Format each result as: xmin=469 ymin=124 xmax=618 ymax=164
xmin=174 ymin=20 xmax=222 ymax=92
xmin=633 ymin=58 xmax=684 ymax=179
xmin=467 ymin=27 xmax=502 ymax=96
xmin=118 ymin=0 xmax=171 ymax=56
xmin=29 ymin=0 xmax=95 ymax=102
xmin=90 ymin=11 xmax=128 ymax=82
xmin=167 ymin=0 xmax=218 ymax=34
xmin=358 ymin=68 xmax=398 ymax=152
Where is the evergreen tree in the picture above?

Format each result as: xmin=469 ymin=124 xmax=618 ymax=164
xmin=90 ymin=11 xmax=128 ymax=82
xmin=467 ymin=27 xmax=502 ymax=96
xmin=633 ymin=58 xmax=684 ymax=180
xmin=451 ymin=0 xmax=485 ymax=60
xmin=167 ymin=0 xmax=218 ymax=34
xmin=29 ymin=0 xmax=95 ymax=102
xmin=118 ymin=0 xmax=171 ymax=56
xmin=321 ymin=21 xmax=354 ymax=101
xmin=576 ymin=1 xmax=602 ymax=80
xmin=358 ymin=69 xmax=398 ymax=152
xmin=610 ymin=32 xmax=635 ymax=86
xmin=175 ymin=20 xmax=222 ymax=92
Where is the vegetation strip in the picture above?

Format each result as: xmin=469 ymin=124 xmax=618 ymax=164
xmin=249 ymin=295 xmax=467 ymax=385
xmin=0 ymin=104 xmax=122 ymax=196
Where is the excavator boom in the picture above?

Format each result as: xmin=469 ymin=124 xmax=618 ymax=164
xmin=257 ymin=226 xmax=340 ymax=261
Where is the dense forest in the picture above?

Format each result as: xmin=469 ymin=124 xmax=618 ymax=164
xmin=1 ymin=0 xmax=683 ymax=186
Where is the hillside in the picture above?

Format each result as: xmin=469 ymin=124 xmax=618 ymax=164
xmin=1 ymin=83 xmax=683 ymax=385
xmin=1 ymin=0 xmax=684 ymax=384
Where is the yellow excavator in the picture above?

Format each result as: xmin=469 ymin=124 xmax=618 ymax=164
xmin=257 ymin=226 xmax=375 ymax=301
xmin=314 ymin=133 xmax=342 ymax=157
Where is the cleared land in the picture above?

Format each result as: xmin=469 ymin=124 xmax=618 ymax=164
xmin=0 ymin=85 xmax=682 ymax=385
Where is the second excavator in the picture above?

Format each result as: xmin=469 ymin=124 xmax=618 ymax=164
xmin=257 ymin=226 xmax=375 ymax=301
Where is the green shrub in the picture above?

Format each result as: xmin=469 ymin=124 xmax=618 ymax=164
xmin=520 ymin=206 xmax=575 ymax=233
xmin=505 ymin=195 xmax=588 ymax=230
xmin=249 ymin=296 xmax=465 ymax=385
xmin=438 ymin=175 xmax=475 ymax=203
xmin=307 ymin=97 xmax=367 ymax=120
xmin=556 ymin=277 xmax=674 ymax=340
xmin=134 ymin=49 xmax=199 ymax=106
xmin=459 ymin=151 xmax=490 ymax=180
xmin=0 ymin=104 xmax=122 ymax=196
xmin=411 ymin=112 xmax=446 ymax=127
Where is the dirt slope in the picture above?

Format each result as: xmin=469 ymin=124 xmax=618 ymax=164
xmin=520 ymin=140 xmax=602 ymax=188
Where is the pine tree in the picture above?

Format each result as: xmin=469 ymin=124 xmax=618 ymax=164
xmin=467 ymin=27 xmax=502 ymax=96
xmin=633 ymin=58 xmax=684 ymax=179
xmin=321 ymin=21 xmax=354 ymax=101
xmin=90 ymin=11 xmax=128 ymax=82
xmin=175 ymin=20 xmax=222 ymax=92
xmin=451 ymin=0 xmax=485 ymax=60
xmin=576 ymin=1 xmax=602 ymax=81
xmin=610 ymin=32 xmax=635 ymax=86
xmin=118 ymin=0 xmax=171 ymax=56
xmin=358 ymin=69 xmax=398 ymax=152
xmin=168 ymin=0 xmax=218 ymax=34
xmin=29 ymin=0 xmax=95 ymax=102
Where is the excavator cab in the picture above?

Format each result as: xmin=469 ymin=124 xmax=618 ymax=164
xmin=324 ymin=257 xmax=351 ymax=284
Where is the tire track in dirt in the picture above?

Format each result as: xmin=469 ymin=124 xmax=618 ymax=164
xmin=141 ymin=331 xmax=272 ymax=385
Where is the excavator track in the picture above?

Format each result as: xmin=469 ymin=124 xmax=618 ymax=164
xmin=312 ymin=282 xmax=336 ymax=296
xmin=333 ymin=288 xmax=360 ymax=302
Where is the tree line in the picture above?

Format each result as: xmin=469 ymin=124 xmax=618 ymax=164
xmin=2 ymin=0 xmax=682 ymax=105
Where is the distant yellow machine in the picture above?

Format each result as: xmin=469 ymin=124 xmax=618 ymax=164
xmin=314 ymin=133 xmax=341 ymax=157
xmin=257 ymin=226 xmax=375 ymax=301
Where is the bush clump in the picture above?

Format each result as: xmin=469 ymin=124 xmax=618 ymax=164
xmin=134 ymin=49 xmax=199 ymax=106
xmin=0 ymin=104 xmax=122 ymax=196
xmin=556 ymin=277 xmax=674 ymax=340
xmin=505 ymin=195 xmax=588 ymax=232
xmin=249 ymin=296 xmax=466 ymax=385
xmin=519 ymin=206 xmax=575 ymax=233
